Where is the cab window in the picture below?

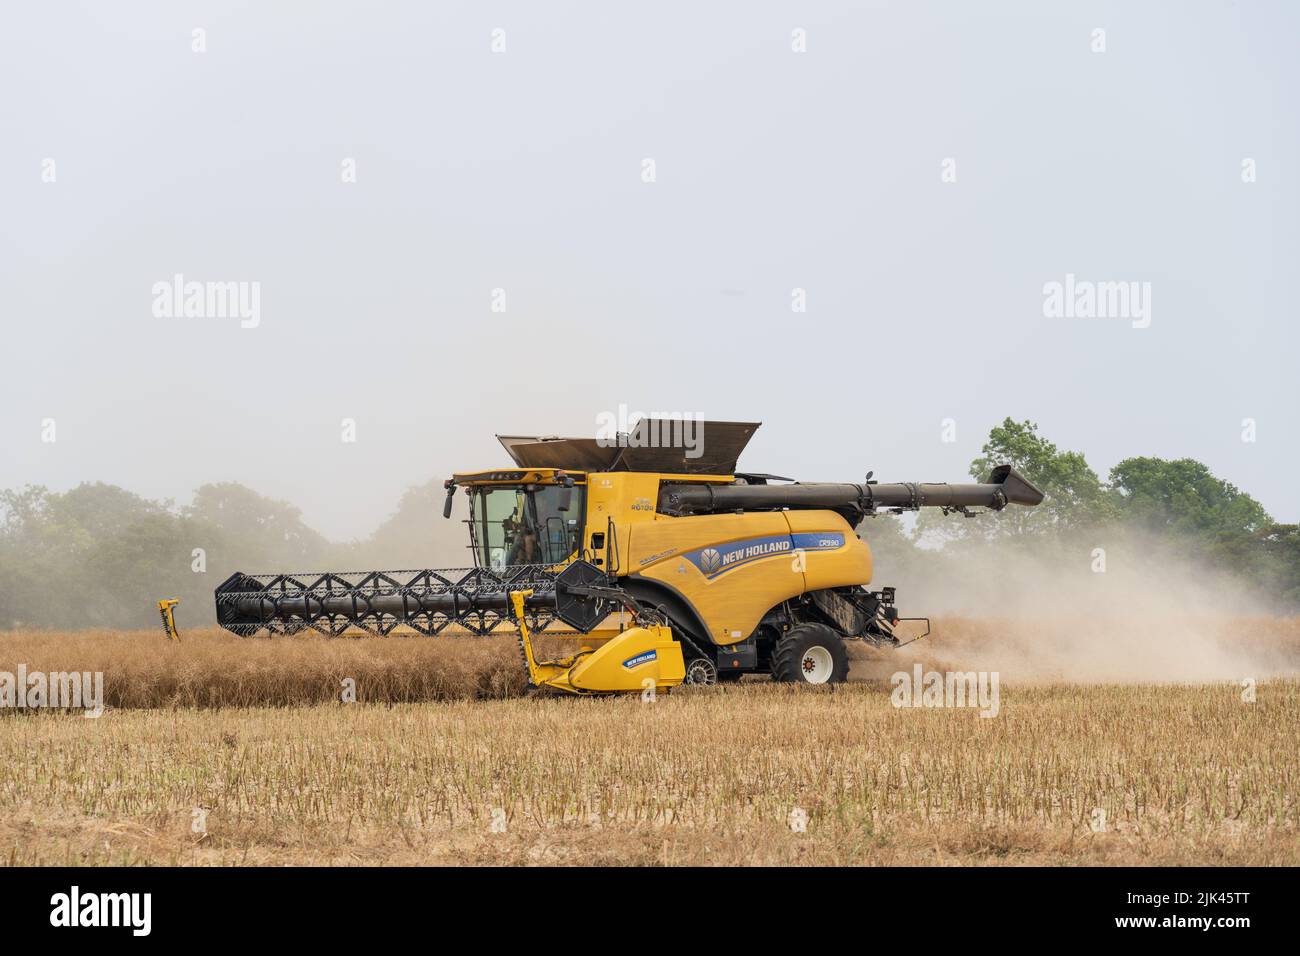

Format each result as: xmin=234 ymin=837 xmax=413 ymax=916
xmin=470 ymin=484 xmax=585 ymax=569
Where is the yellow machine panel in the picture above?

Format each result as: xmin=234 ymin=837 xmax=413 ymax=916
xmin=566 ymin=625 xmax=685 ymax=692
xmin=783 ymin=510 xmax=874 ymax=591
xmin=627 ymin=509 xmax=871 ymax=646
xmin=510 ymin=590 xmax=684 ymax=695
xmin=582 ymin=471 xmax=734 ymax=574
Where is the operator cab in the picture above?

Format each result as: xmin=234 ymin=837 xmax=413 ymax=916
xmin=449 ymin=420 xmax=761 ymax=571
xmin=453 ymin=472 xmax=585 ymax=569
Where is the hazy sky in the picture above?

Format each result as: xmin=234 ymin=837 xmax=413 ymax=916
xmin=3 ymin=1 xmax=1297 ymax=539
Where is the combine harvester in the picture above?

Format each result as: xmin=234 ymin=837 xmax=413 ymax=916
xmin=215 ymin=421 xmax=1042 ymax=693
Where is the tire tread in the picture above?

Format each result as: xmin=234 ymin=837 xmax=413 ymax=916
xmin=771 ymin=623 xmax=849 ymax=684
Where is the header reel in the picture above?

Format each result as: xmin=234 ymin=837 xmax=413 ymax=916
xmin=215 ymin=560 xmax=624 ymax=638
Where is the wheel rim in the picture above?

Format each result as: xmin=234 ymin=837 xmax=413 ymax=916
xmin=800 ymin=645 xmax=833 ymax=683
xmin=686 ymin=659 xmax=717 ymax=685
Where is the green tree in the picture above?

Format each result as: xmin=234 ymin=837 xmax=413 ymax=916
xmin=0 ymin=483 xmax=188 ymax=628
xmin=1107 ymin=456 xmax=1285 ymax=598
xmin=968 ymin=418 xmax=1113 ymax=533
xmin=0 ymin=481 xmax=340 ymax=629
xmin=186 ymin=482 xmax=330 ymax=568
xmin=1257 ymin=524 xmax=1300 ymax=607
xmin=45 ymin=482 xmax=168 ymax=540
xmin=1108 ymin=457 xmax=1271 ymax=539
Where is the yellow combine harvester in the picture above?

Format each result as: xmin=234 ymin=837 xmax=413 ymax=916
xmin=216 ymin=421 xmax=1043 ymax=693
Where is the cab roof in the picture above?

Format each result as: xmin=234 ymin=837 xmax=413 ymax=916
xmin=450 ymin=467 xmax=732 ymax=485
xmin=496 ymin=420 xmax=760 ymax=475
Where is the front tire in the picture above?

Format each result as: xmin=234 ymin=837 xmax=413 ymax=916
xmin=771 ymin=624 xmax=849 ymax=685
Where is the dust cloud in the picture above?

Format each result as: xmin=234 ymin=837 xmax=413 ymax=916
xmin=853 ymin=527 xmax=1300 ymax=684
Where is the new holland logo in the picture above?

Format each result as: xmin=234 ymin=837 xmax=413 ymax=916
xmin=623 ymin=650 xmax=657 ymax=669
xmin=686 ymin=532 xmax=845 ymax=580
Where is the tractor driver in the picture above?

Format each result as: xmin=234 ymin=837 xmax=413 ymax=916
xmin=504 ymin=504 xmax=541 ymax=565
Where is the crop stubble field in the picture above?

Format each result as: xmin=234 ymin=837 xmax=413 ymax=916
xmin=2 ymin=618 xmax=1298 ymax=866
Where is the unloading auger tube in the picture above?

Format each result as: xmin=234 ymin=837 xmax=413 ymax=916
xmin=658 ymin=464 xmax=1044 ymax=520
xmin=214 ymin=560 xmax=617 ymax=637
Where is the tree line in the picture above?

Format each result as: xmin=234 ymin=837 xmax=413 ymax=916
xmin=901 ymin=419 xmax=1300 ymax=608
xmin=0 ymin=480 xmax=466 ymax=630
xmin=2 ymin=418 xmax=1296 ymax=629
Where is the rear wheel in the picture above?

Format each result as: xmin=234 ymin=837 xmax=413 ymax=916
xmin=684 ymin=657 xmax=718 ymax=685
xmin=771 ymin=624 xmax=849 ymax=685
